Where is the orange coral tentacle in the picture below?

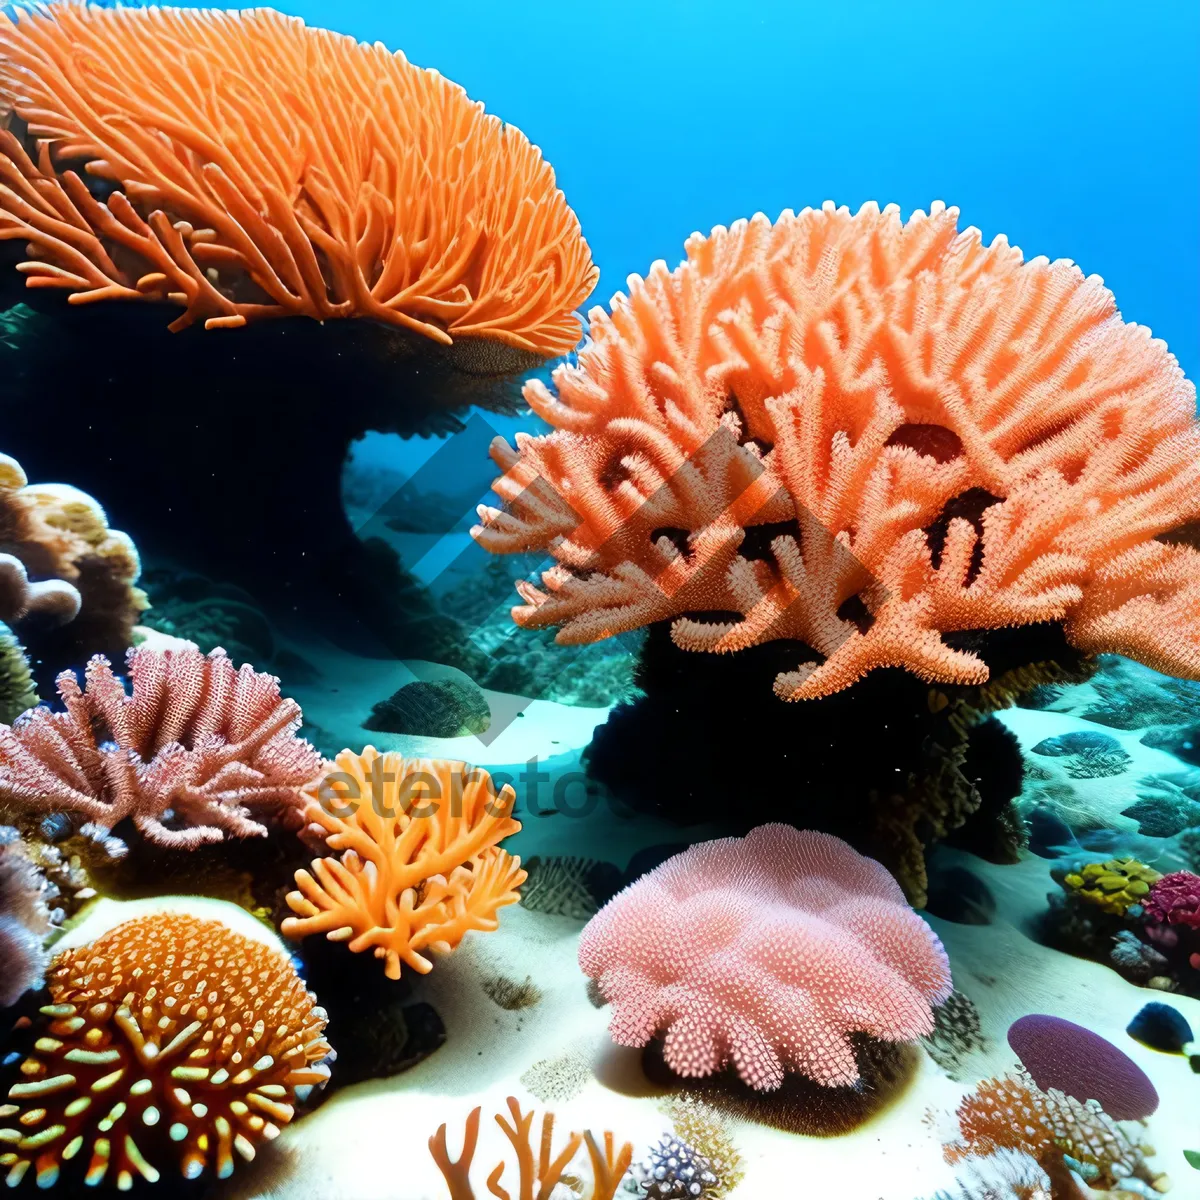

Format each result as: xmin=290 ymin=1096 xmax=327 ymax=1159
xmin=0 ymin=4 xmax=596 ymax=353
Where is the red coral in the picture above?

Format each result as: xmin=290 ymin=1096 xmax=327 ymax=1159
xmin=0 ymin=647 xmax=325 ymax=848
xmin=1144 ymin=870 xmax=1200 ymax=928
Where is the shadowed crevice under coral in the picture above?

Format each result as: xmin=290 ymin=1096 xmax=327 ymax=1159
xmin=0 ymin=299 xmax=538 ymax=655
xmin=640 ymin=1035 xmax=922 ymax=1136
xmin=585 ymin=621 xmax=1088 ymax=903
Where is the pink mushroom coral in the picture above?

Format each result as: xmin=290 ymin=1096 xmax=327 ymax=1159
xmin=578 ymin=824 xmax=951 ymax=1090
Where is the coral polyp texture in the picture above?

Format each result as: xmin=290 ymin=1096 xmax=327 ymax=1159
xmin=282 ymin=746 xmax=527 ymax=979
xmin=0 ymin=3 xmax=596 ymax=352
xmin=577 ymin=824 xmax=951 ymax=1090
xmin=474 ymin=201 xmax=1200 ymax=700
xmin=944 ymin=1071 xmax=1165 ymax=1196
xmin=0 ymin=912 xmax=331 ymax=1189
xmin=428 ymin=1096 xmax=633 ymax=1200
xmin=1144 ymin=870 xmax=1200 ymax=928
xmin=0 ymin=452 xmax=144 ymax=670
xmin=0 ymin=647 xmax=325 ymax=848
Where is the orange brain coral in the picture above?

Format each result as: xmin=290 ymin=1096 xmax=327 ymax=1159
xmin=0 ymin=913 xmax=331 ymax=1189
xmin=282 ymin=747 xmax=526 ymax=979
xmin=0 ymin=4 xmax=596 ymax=351
xmin=473 ymin=202 xmax=1200 ymax=699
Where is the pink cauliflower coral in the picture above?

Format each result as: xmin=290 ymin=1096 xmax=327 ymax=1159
xmin=578 ymin=824 xmax=951 ymax=1090
xmin=1144 ymin=871 xmax=1200 ymax=928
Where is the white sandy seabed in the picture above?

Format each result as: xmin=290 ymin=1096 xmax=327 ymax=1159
xmin=61 ymin=656 xmax=1200 ymax=1200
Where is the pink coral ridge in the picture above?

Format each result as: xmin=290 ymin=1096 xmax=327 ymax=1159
xmin=1144 ymin=871 xmax=1200 ymax=928
xmin=578 ymin=823 xmax=951 ymax=1090
xmin=0 ymin=647 xmax=325 ymax=848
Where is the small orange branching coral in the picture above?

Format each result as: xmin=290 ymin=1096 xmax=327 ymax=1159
xmin=474 ymin=202 xmax=1200 ymax=699
xmin=0 ymin=912 xmax=331 ymax=1189
xmin=282 ymin=746 xmax=526 ymax=979
xmin=429 ymin=1096 xmax=633 ymax=1200
xmin=0 ymin=4 xmax=596 ymax=352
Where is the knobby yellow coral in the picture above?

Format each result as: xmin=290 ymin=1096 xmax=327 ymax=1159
xmin=1057 ymin=857 xmax=1162 ymax=916
xmin=0 ymin=912 xmax=331 ymax=1189
xmin=282 ymin=747 xmax=526 ymax=979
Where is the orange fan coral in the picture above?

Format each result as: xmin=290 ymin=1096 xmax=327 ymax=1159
xmin=282 ymin=747 xmax=526 ymax=979
xmin=474 ymin=202 xmax=1200 ymax=699
xmin=429 ymin=1096 xmax=633 ymax=1200
xmin=0 ymin=4 xmax=595 ymax=352
xmin=0 ymin=647 xmax=325 ymax=848
xmin=0 ymin=912 xmax=331 ymax=1189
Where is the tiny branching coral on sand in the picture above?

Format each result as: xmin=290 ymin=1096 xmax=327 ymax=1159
xmin=474 ymin=202 xmax=1200 ymax=700
xmin=0 ymin=647 xmax=325 ymax=848
xmin=0 ymin=913 xmax=331 ymax=1188
xmin=282 ymin=747 xmax=526 ymax=979
xmin=429 ymin=1096 xmax=632 ymax=1200
xmin=0 ymin=4 xmax=596 ymax=353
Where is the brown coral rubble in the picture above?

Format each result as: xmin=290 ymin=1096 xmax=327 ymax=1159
xmin=0 ymin=647 xmax=325 ymax=848
xmin=0 ymin=4 xmax=596 ymax=353
xmin=0 ymin=912 xmax=331 ymax=1188
xmin=474 ymin=202 xmax=1200 ymax=700
xmin=429 ymin=1096 xmax=632 ymax=1200
xmin=282 ymin=746 xmax=526 ymax=979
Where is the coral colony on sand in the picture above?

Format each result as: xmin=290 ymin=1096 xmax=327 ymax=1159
xmin=282 ymin=747 xmax=527 ymax=979
xmin=0 ymin=4 xmax=1195 ymax=1200
xmin=0 ymin=914 xmax=331 ymax=1188
xmin=579 ymin=825 xmax=951 ymax=1090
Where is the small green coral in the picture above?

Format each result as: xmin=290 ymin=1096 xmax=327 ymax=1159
xmin=1058 ymin=857 xmax=1162 ymax=916
xmin=0 ymin=621 xmax=38 ymax=724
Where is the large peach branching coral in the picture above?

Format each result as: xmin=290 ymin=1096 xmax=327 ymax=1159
xmin=282 ymin=747 xmax=526 ymax=979
xmin=0 ymin=647 xmax=325 ymax=848
xmin=474 ymin=202 xmax=1200 ymax=701
xmin=0 ymin=4 xmax=596 ymax=352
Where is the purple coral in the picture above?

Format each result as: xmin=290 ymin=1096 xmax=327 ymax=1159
xmin=1006 ymin=1014 xmax=1157 ymax=1120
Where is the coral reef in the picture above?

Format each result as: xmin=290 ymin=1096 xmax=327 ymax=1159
xmin=0 ymin=831 xmax=51 ymax=1007
xmin=1144 ymin=871 xmax=1200 ymax=928
xmin=0 ymin=452 xmax=144 ymax=686
xmin=944 ymin=1071 xmax=1167 ymax=1196
xmin=0 ymin=647 xmax=325 ymax=849
xmin=0 ymin=4 xmax=595 ymax=644
xmin=282 ymin=746 xmax=526 ymax=978
xmin=1006 ymin=1015 xmax=1158 ymax=1120
xmin=630 ymin=1133 xmax=721 ymax=1198
xmin=428 ymin=1097 xmax=632 ymax=1200
xmin=0 ymin=5 xmax=594 ymax=349
xmin=364 ymin=677 xmax=491 ymax=738
xmin=1053 ymin=859 xmax=1161 ymax=918
xmin=0 ymin=912 xmax=331 ymax=1188
xmin=658 ymin=1096 xmax=744 ymax=1200
xmin=928 ymin=1149 xmax=1052 ymax=1200
xmin=0 ymin=622 xmax=36 ymax=726
xmin=578 ymin=824 xmax=951 ymax=1090
xmin=921 ymin=989 xmax=987 ymax=1080
xmin=475 ymin=201 xmax=1200 ymax=699
xmin=0 ymin=552 xmax=78 ymax=628
xmin=519 ymin=855 xmax=622 ymax=920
